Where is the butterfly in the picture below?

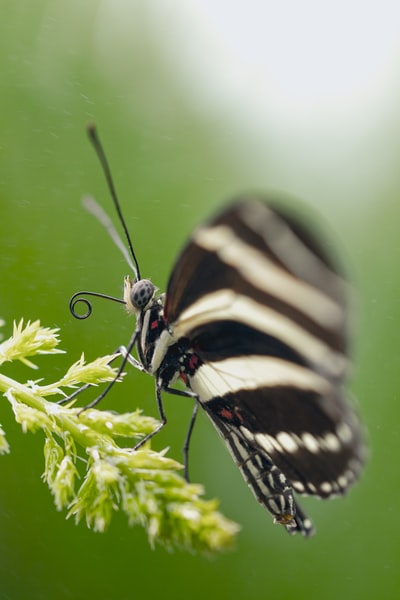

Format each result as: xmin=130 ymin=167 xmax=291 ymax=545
xmin=70 ymin=125 xmax=365 ymax=536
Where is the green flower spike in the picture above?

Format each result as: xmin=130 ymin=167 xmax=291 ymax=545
xmin=0 ymin=319 xmax=239 ymax=553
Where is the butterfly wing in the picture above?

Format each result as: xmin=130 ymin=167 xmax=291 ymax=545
xmin=164 ymin=197 xmax=365 ymax=533
xmin=189 ymin=354 xmax=363 ymax=535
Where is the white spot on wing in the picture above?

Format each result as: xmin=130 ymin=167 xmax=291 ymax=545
xmin=344 ymin=469 xmax=356 ymax=483
xmin=302 ymin=433 xmax=320 ymax=454
xmin=277 ymin=431 xmax=298 ymax=453
xmin=320 ymin=481 xmax=332 ymax=494
xmin=322 ymin=432 xmax=341 ymax=452
xmin=292 ymin=481 xmax=305 ymax=493
xmin=303 ymin=518 xmax=313 ymax=531
xmin=337 ymin=422 xmax=353 ymax=443
xmin=255 ymin=433 xmax=276 ymax=455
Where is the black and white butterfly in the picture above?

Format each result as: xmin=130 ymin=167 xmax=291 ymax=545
xmin=71 ymin=126 xmax=365 ymax=537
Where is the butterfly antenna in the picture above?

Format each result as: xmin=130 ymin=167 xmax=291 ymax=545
xmin=87 ymin=123 xmax=141 ymax=281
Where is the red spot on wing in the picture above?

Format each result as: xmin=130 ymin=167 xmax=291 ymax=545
xmin=220 ymin=406 xmax=244 ymax=424
xmin=234 ymin=407 xmax=244 ymax=423
xmin=188 ymin=354 xmax=200 ymax=370
xmin=220 ymin=408 xmax=234 ymax=420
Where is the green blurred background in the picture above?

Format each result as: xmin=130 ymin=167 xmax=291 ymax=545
xmin=1 ymin=1 xmax=399 ymax=598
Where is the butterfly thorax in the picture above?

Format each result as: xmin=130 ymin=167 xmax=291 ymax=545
xmin=137 ymin=294 xmax=203 ymax=389
xmin=136 ymin=296 xmax=167 ymax=371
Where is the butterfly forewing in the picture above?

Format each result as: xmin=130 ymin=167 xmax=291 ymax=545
xmin=161 ymin=197 xmax=364 ymax=535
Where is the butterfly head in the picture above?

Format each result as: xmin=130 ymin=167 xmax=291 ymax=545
xmin=124 ymin=276 xmax=156 ymax=314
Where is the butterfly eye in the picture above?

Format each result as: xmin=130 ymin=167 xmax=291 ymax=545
xmin=129 ymin=279 xmax=156 ymax=311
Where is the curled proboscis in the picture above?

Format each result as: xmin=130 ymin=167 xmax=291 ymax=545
xmin=69 ymin=290 xmax=126 ymax=320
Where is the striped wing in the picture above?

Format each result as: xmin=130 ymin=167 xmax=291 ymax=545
xmin=164 ymin=197 xmax=364 ymax=534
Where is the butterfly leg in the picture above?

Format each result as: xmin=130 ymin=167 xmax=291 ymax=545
xmin=163 ymin=386 xmax=199 ymax=481
xmin=182 ymin=402 xmax=200 ymax=481
xmin=56 ymin=351 xmax=124 ymax=406
xmin=119 ymin=344 xmax=146 ymax=372
xmin=77 ymin=326 xmax=142 ymax=411
xmin=57 ymin=382 xmax=94 ymax=406
xmin=57 ymin=326 xmax=143 ymax=408
xmin=133 ymin=383 xmax=200 ymax=479
xmin=132 ymin=377 xmax=168 ymax=450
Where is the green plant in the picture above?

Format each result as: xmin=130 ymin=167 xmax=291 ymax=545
xmin=0 ymin=319 xmax=239 ymax=553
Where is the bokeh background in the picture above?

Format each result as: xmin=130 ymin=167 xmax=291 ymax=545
xmin=1 ymin=1 xmax=400 ymax=598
